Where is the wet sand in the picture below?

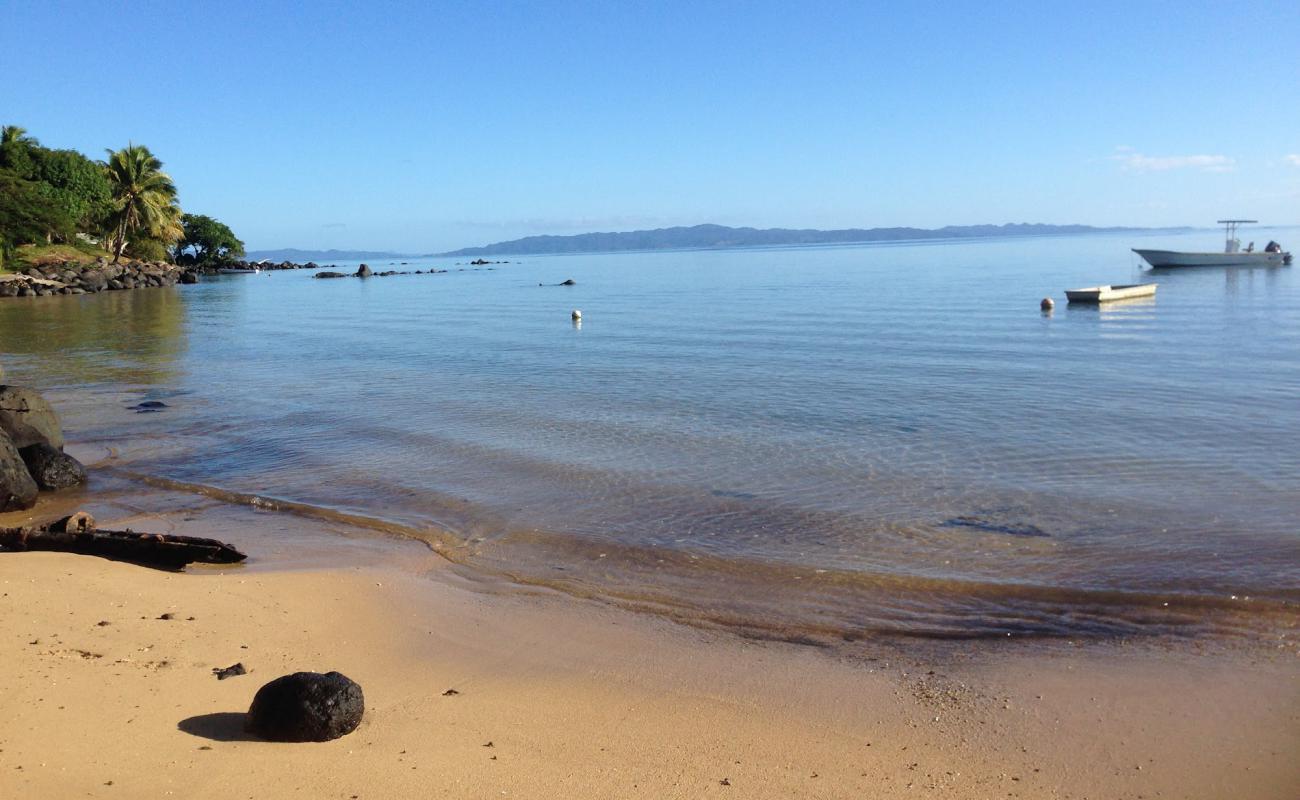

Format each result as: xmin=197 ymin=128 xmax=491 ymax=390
xmin=1 ymin=493 xmax=1297 ymax=799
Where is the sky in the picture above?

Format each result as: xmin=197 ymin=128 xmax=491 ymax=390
xmin=2 ymin=0 xmax=1298 ymax=253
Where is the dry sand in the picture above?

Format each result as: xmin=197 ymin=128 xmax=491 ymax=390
xmin=1 ymin=495 xmax=1297 ymax=799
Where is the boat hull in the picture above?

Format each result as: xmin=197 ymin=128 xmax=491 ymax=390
xmin=1133 ymin=249 xmax=1288 ymax=268
xmin=1065 ymin=283 xmax=1157 ymax=303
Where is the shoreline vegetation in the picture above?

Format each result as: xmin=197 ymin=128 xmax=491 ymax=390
xmin=0 ymin=124 xmax=243 ymax=275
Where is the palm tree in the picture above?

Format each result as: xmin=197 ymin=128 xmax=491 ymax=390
xmin=1 ymin=125 xmax=29 ymax=145
xmin=0 ymin=125 xmax=38 ymax=174
xmin=103 ymin=143 xmax=182 ymax=263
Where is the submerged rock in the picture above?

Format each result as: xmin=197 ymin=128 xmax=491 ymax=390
xmin=0 ymin=385 xmax=65 ymax=450
xmin=313 ymin=271 xmax=347 ymax=279
xmin=245 ymin=671 xmax=364 ymax=742
xmin=0 ymin=429 xmax=38 ymax=511
xmin=19 ymin=442 xmax=87 ymax=490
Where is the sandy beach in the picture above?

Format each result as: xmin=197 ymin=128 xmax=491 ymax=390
xmin=2 ymin=490 xmax=1297 ymax=800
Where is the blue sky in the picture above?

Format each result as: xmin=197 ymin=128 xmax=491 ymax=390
xmin=3 ymin=1 xmax=1297 ymax=252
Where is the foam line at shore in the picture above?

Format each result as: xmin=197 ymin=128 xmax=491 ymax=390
xmin=101 ymin=466 xmax=1298 ymax=646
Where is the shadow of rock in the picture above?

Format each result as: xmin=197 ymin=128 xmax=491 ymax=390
xmin=177 ymin=712 xmax=261 ymax=742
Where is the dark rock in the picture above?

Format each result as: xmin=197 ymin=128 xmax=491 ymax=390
xmin=559 ymin=279 xmax=576 ymax=286
xmin=313 ymin=271 xmax=347 ymax=279
xmin=0 ymin=385 xmax=65 ymax=449
xmin=941 ymin=515 xmax=1049 ymax=538
xmin=355 ymin=264 xmax=372 ymax=278
xmin=245 ymin=671 xmax=364 ymax=742
xmin=130 ymin=400 xmax=168 ymax=410
xmin=214 ymin=663 xmax=246 ymax=680
xmin=0 ymin=429 xmax=39 ymax=511
xmin=107 ymin=279 xmax=123 ymax=290
xmin=18 ymin=442 xmax=87 ymax=490
xmin=180 ymin=271 xmax=199 ymax=284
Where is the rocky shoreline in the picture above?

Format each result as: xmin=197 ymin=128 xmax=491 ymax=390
xmin=0 ymin=259 xmax=188 ymax=298
xmin=0 ymin=256 xmax=508 ymax=299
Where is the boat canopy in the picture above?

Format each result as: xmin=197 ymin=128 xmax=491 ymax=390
xmin=1217 ymin=220 xmax=1260 ymax=253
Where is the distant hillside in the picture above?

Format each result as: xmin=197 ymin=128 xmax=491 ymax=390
xmin=245 ymin=248 xmax=406 ymax=262
xmin=438 ymin=222 xmax=1174 ymax=257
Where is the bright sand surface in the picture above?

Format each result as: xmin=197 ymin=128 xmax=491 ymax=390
xmin=1 ymin=491 xmax=1297 ymax=799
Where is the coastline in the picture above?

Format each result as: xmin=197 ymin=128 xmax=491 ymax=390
xmin=2 ymin=479 xmax=1298 ymax=798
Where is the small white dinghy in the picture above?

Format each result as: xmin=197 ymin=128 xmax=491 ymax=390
xmin=1064 ymin=283 xmax=1157 ymax=303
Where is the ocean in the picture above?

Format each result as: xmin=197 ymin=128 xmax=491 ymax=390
xmin=3 ymin=229 xmax=1298 ymax=642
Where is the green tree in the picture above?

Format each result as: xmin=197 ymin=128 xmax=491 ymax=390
xmin=0 ymin=171 xmax=75 ymax=266
xmin=29 ymin=148 xmax=113 ymax=233
xmin=103 ymin=143 xmax=182 ymax=263
xmin=0 ymin=125 xmax=37 ymax=178
xmin=175 ymin=213 xmax=244 ymax=264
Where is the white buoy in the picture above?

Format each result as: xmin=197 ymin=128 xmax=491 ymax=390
xmin=1040 ymin=297 xmax=1055 ymax=311
xmin=571 ymin=309 xmax=582 ymax=321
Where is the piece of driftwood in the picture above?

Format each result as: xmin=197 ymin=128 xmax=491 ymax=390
xmin=0 ymin=512 xmax=246 ymax=568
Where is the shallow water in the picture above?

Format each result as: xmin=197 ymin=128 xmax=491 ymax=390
xmin=3 ymin=230 xmax=1298 ymax=640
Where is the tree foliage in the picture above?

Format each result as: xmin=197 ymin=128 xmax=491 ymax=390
xmin=1 ymin=124 xmax=242 ymax=268
xmin=175 ymin=213 xmax=245 ymax=264
xmin=0 ymin=172 xmax=75 ymax=265
xmin=0 ymin=125 xmax=37 ymax=178
xmin=28 ymin=148 xmax=113 ymax=231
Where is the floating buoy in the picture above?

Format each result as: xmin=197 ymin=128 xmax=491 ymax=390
xmin=571 ymin=309 xmax=582 ymax=320
xmin=1040 ymin=297 xmax=1055 ymax=311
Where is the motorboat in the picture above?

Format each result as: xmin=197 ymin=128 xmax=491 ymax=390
xmin=1065 ymin=283 xmax=1158 ymax=303
xmin=1133 ymin=220 xmax=1291 ymax=268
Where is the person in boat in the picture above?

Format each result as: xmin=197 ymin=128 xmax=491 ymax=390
xmin=1264 ymin=240 xmax=1282 ymax=254
xmin=1245 ymin=242 xmax=1254 ymax=253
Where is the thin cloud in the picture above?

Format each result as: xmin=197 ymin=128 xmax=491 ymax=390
xmin=1110 ymin=149 xmax=1235 ymax=173
xmin=321 ymin=222 xmax=347 ymax=229
xmin=1285 ymin=154 xmax=1300 ymax=167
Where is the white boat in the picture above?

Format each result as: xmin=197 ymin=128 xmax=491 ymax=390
xmin=1065 ymin=283 xmax=1157 ymax=303
xmin=1133 ymin=220 xmax=1291 ymax=268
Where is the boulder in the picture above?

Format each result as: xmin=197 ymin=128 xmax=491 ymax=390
xmin=80 ymin=271 xmax=108 ymax=292
xmin=355 ymin=264 xmax=372 ymax=278
xmin=0 ymin=385 xmax=65 ymax=449
xmin=180 ymin=271 xmax=199 ymax=285
xmin=313 ymin=271 xmax=347 ymax=279
xmin=245 ymin=671 xmax=364 ymax=742
xmin=0 ymin=430 xmax=38 ymax=511
xmin=19 ymin=443 xmax=86 ymax=490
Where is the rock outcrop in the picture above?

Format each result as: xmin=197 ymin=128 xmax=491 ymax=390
xmin=0 ymin=385 xmax=65 ymax=450
xmin=19 ymin=443 xmax=87 ymax=490
xmin=0 ymin=429 xmax=39 ymax=511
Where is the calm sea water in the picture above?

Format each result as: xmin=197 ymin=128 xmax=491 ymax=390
xmin=3 ymin=230 xmax=1298 ymax=641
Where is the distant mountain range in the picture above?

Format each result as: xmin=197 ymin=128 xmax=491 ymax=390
xmin=435 ymin=222 xmax=1182 ymax=257
xmin=244 ymin=248 xmax=406 ymax=262
xmin=251 ymin=223 xmax=1190 ymax=262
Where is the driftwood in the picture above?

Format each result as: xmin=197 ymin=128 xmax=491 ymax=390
xmin=0 ymin=512 xmax=246 ymax=568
